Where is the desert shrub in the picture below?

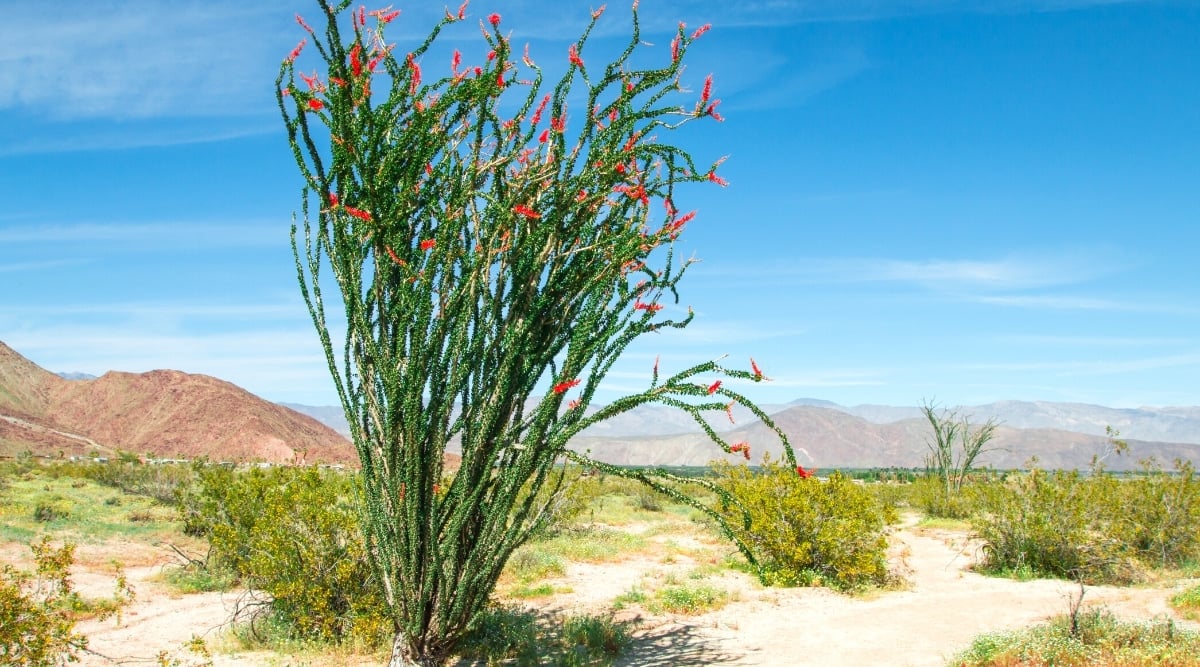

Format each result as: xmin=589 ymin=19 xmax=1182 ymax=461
xmin=58 ymin=459 xmax=197 ymax=506
xmin=970 ymin=469 xmax=1136 ymax=583
xmin=32 ymin=498 xmax=71 ymax=523
xmin=183 ymin=466 xmax=388 ymax=646
xmin=715 ymin=456 xmax=897 ymax=590
xmin=909 ymin=473 xmax=977 ymax=519
xmin=1112 ymin=460 xmax=1200 ymax=569
xmin=971 ymin=463 xmax=1200 ymax=584
xmin=952 ymin=608 xmax=1200 ymax=666
xmin=1172 ymin=584 xmax=1200 ymax=620
xmin=0 ymin=538 xmax=87 ymax=666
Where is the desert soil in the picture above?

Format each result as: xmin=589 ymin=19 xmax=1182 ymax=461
xmin=66 ymin=516 xmax=1198 ymax=667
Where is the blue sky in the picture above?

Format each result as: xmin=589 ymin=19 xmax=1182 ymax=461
xmin=1 ymin=0 xmax=1197 ymax=409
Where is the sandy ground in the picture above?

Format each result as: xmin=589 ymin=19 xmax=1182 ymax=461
xmin=66 ymin=518 xmax=1198 ymax=667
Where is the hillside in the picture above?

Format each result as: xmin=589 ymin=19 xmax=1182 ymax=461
xmin=10 ymin=337 xmax=1200 ymax=469
xmin=0 ymin=342 xmax=353 ymax=463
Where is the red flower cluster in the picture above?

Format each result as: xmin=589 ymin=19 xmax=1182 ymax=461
xmin=730 ymin=442 xmax=750 ymax=460
xmin=552 ymin=378 xmax=581 ymax=394
xmin=706 ymin=380 xmax=722 ymax=395
xmin=420 ymin=239 xmax=436 ymax=251
xmin=796 ymin=465 xmax=815 ymax=479
xmin=513 ymin=204 xmax=541 ymax=219
xmin=344 ymin=206 xmax=372 ymax=221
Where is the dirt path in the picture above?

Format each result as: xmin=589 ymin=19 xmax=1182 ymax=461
xmin=609 ymin=520 xmax=1197 ymax=666
xmin=69 ymin=519 xmax=1197 ymax=666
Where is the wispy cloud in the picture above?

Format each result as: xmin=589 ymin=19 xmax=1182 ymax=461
xmin=995 ymin=334 xmax=1194 ymax=347
xmin=640 ymin=0 xmax=1153 ymax=28
xmin=0 ymin=2 xmax=289 ymax=120
xmin=0 ymin=259 xmax=82 ymax=273
xmin=0 ymin=121 xmax=276 ymax=156
xmin=975 ymin=294 xmax=1198 ymax=314
xmin=0 ymin=222 xmax=282 ymax=247
xmin=703 ymin=249 xmax=1123 ymax=291
xmin=961 ymin=352 xmax=1200 ymax=376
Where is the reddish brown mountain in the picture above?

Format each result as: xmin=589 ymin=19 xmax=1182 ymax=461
xmin=0 ymin=341 xmax=353 ymax=464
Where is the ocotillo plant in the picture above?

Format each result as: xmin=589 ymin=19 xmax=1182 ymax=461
xmin=278 ymin=3 xmax=795 ymax=664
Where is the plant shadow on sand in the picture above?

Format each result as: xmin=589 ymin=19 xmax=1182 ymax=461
xmin=614 ymin=620 xmax=743 ymax=666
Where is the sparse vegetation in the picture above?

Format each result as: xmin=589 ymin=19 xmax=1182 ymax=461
xmin=951 ymin=608 xmax=1200 ymax=666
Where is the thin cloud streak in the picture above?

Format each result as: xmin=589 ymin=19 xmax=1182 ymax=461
xmin=0 ymin=222 xmax=281 ymax=247
xmin=0 ymin=2 xmax=288 ymax=120
xmin=701 ymin=249 xmax=1124 ymax=291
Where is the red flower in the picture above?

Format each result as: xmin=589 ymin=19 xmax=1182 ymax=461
xmin=286 ymin=38 xmax=306 ymax=63
xmin=344 ymin=206 xmax=372 ymax=221
xmin=707 ymin=171 xmax=729 ymax=187
xmin=634 ymin=300 xmax=662 ymax=313
xmin=750 ymin=357 xmax=763 ymax=379
xmin=592 ymin=5 xmax=606 ymax=19
xmin=700 ymin=74 xmax=713 ymax=105
xmin=691 ymin=24 xmax=711 ymax=39
xmin=553 ymin=378 xmax=581 ymax=394
xmin=451 ymin=49 xmax=462 ymax=73
xmin=730 ymin=442 xmax=750 ymax=460
xmin=664 ymin=210 xmax=696 ymax=237
xmin=456 ymin=1 xmax=468 ymax=20
xmin=370 ymin=8 xmax=401 ymax=23
xmin=706 ymin=100 xmax=724 ymax=121
xmin=513 ymin=204 xmax=541 ymax=219
xmin=307 ymin=98 xmax=324 ymax=112
xmin=670 ymin=35 xmax=680 ymax=63
xmin=567 ymin=398 xmax=581 ymax=410
xmin=707 ymin=380 xmax=721 ymax=395
xmin=796 ymin=466 xmax=815 ymax=479
xmin=725 ymin=401 xmax=736 ymax=424
xmin=350 ymin=43 xmax=363 ymax=77
xmin=568 ymin=44 xmax=584 ymax=68
xmin=488 ymin=12 xmax=501 ymax=25
xmin=327 ymin=192 xmax=339 ymax=207
xmin=420 ymin=239 xmax=436 ymax=251
xmin=538 ymin=129 xmax=550 ymax=143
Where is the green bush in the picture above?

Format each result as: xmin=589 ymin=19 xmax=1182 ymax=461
xmin=50 ymin=459 xmax=197 ymax=506
xmin=181 ymin=466 xmax=388 ymax=646
xmin=714 ymin=456 xmax=897 ymax=590
xmin=0 ymin=538 xmax=87 ymax=666
xmin=32 ymin=498 xmax=71 ymax=523
xmin=1112 ymin=460 xmax=1200 ymax=569
xmin=970 ymin=469 xmax=1134 ymax=583
xmin=970 ymin=463 xmax=1200 ymax=584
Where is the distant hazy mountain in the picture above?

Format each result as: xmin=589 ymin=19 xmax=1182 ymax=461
xmin=56 ymin=372 xmax=98 ymax=381
xmin=283 ymin=396 xmax=1200 ymax=469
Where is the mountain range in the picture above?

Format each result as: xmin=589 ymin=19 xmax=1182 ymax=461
xmin=5 ymin=339 xmax=1200 ymax=470
xmin=0 ymin=341 xmax=352 ymax=463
